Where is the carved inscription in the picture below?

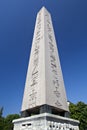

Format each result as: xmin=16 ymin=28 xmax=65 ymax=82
xmin=29 ymin=12 xmax=42 ymax=108
xmin=45 ymin=13 xmax=62 ymax=107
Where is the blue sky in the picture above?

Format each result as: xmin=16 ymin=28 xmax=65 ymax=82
xmin=0 ymin=0 xmax=87 ymax=116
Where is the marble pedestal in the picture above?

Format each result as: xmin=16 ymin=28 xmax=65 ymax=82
xmin=13 ymin=113 xmax=79 ymax=130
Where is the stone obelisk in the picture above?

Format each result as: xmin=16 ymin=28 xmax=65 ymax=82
xmin=13 ymin=7 xmax=79 ymax=130
xmin=21 ymin=6 xmax=68 ymax=117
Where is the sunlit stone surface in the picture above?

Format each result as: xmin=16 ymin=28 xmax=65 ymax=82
xmin=13 ymin=113 xmax=79 ymax=130
xmin=21 ymin=6 xmax=68 ymax=113
xmin=13 ymin=7 xmax=79 ymax=130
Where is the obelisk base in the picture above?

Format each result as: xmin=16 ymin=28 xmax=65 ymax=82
xmin=13 ymin=113 xmax=79 ymax=130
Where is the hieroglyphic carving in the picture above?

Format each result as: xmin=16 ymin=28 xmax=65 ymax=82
xmin=21 ymin=7 xmax=69 ymax=112
xmin=29 ymin=12 xmax=42 ymax=107
xmin=29 ymin=89 xmax=37 ymax=107
xmin=45 ymin=13 xmax=62 ymax=107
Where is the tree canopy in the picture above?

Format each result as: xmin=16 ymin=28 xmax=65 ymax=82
xmin=0 ymin=107 xmax=3 ymax=117
xmin=0 ymin=107 xmax=20 ymax=130
xmin=69 ymin=101 xmax=87 ymax=130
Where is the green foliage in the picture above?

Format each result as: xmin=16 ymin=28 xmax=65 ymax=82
xmin=0 ymin=117 xmax=4 ymax=130
xmin=69 ymin=101 xmax=87 ymax=130
xmin=0 ymin=110 xmax=20 ymax=130
xmin=0 ymin=107 xmax=3 ymax=117
xmin=4 ymin=114 xmax=20 ymax=130
xmin=0 ymin=107 xmax=4 ymax=130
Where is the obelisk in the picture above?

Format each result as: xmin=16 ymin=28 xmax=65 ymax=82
xmin=13 ymin=7 xmax=79 ymax=130
xmin=21 ymin=6 xmax=69 ymax=117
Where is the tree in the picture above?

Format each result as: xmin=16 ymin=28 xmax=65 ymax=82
xmin=0 ymin=107 xmax=3 ymax=117
xmin=0 ymin=107 xmax=20 ymax=130
xmin=0 ymin=117 xmax=4 ymax=130
xmin=69 ymin=101 xmax=87 ymax=130
xmin=0 ymin=107 xmax=5 ymax=130
xmin=4 ymin=114 xmax=20 ymax=130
